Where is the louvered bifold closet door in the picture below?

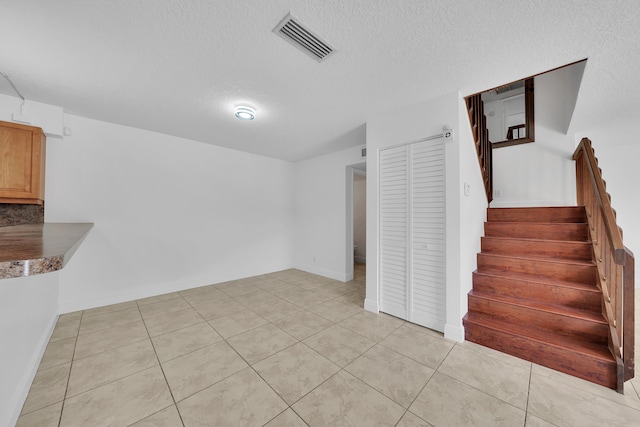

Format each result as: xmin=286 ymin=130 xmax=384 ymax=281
xmin=410 ymin=139 xmax=446 ymax=331
xmin=379 ymin=145 xmax=410 ymax=319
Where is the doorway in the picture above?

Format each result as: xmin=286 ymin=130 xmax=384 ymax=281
xmin=346 ymin=162 xmax=366 ymax=282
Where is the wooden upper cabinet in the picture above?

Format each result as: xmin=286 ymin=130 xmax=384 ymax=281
xmin=0 ymin=120 xmax=46 ymax=204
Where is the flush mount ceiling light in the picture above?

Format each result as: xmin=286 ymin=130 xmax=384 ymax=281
xmin=234 ymin=106 xmax=255 ymax=120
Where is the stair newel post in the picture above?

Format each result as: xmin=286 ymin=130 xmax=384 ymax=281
xmin=623 ymin=249 xmax=635 ymax=381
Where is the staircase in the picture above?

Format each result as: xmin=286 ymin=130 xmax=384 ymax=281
xmin=463 ymin=206 xmax=618 ymax=389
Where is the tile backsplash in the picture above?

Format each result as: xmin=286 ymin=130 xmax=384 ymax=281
xmin=0 ymin=203 xmax=44 ymax=227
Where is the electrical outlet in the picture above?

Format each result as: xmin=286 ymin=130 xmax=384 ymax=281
xmin=464 ymin=182 xmax=470 ymax=196
xmin=495 ymin=189 xmax=503 ymax=197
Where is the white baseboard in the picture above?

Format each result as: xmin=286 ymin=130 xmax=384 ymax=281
xmin=364 ymin=297 xmax=379 ymax=313
xmin=294 ymin=263 xmax=350 ymax=282
xmin=444 ymin=323 xmax=465 ymax=343
xmin=9 ymin=314 xmax=57 ymax=427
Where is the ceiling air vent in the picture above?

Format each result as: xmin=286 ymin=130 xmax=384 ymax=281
xmin=273 ymin=13 xmax=335 ymax=62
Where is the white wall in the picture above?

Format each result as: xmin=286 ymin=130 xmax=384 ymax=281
xmin=575 ymin=118 xmax=640 ymax=287
xmin=293 ymin=145 xmax=365 ymax=281
xmin=456 ymin=93 xmax=490 ymax=340
xmin=353 ymin=173 xmax=367 ymax=263
xmin=46 ymin=114 xmax=295 ymax=312
xmin=0 ymin=273 xmax=59 ymax=427
xmin=365 ymin=92 xmax=487 ymax=342
xmin=0 ymin=98 xmax=296 ymax=425
xmin=491 ymin=67 xmax=582 ymax=207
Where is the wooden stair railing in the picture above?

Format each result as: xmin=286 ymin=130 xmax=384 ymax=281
xmin=573 ymin=137 xmax=635 ymax=392
xmin=466 ymin=94 xmax=492 ymax=203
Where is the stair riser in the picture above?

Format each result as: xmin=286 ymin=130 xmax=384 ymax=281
xmin=487 ymin=207 xmax=586 ymax=223
xmin=464 ymin=320 xmax=616 ymax=389
xmin=472 ymin=272 xmax=602 ymax=312
xmin=484 ymin=223 xmax=589 ymax=241
xmin=468 ymin=295 xmax=608 ymax=344
xmin=477 ymin=254 xmax=597 ymax=284
xmin=481 ymin=237 xmax=592 ymax=262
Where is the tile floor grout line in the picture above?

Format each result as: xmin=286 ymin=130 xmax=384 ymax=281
xmin=72 ymin=336 xmax=150 ymax=363
xmin=56 ymin=309 xmax=84 ymax=427
xmin=396 ymin=336 xmax=459 ymax=422
xmin=247 ymin=364 xmax=296 ymax=423
xmin=77 ymin=317 xmax=142 ymax=338
xmin=286 ymin=406 xmax=312 ymax=427
xmin=161 ymin=320 xmax=302 ymax=404
xmin=259 ymin=407 xmax=290 ymax=427
xmin=340 ymin=340 xmax=440 ymax=418
xmin=268 ymin=310 xmax=416 ymax=421
xmin=377 ymin=325 xmax=454 ymax=367
xmin=434 ymin=368 xmax=528 ymax=414
xmin=80 ymin=305 xmax=135 ymax=320
xmin=391 ymin=342 xmax=457 ymax=427
xmin=136 ymin=301 xmax=187 ymax=427
xmin=523 ymin=362 xmax=533 ymax=426
xmin=227 ymin=309 xmax=344 ymax=418
xmin=123 ymin=404 xmax=181 ymax=427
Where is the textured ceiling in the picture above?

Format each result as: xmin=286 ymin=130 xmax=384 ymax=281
xmin=0 ymin=0 xmax=638 ymax=161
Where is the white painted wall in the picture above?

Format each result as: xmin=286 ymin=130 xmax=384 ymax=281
xmin=575 ymin=118 xmax=640 ymax=287
xmin=293 ymin=145 xmax=365 ymax=281
xmin=0 ymin=273 xmax=59 ymax=427
xmin=491 ymin=67 xmax=582 ymax=207
xmin=365 ymin=92 xmax=487 ymax=342
xmin=46 ymin=114 xmax=295 ymax=312
xmin=353 ymin=174 xmax=367 ymax=263
xmin=0 ymin=99 xmax=296 ymax=424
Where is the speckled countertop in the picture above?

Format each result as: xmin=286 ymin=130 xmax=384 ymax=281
xmin=0 ymin=223 xmax=93 ymax=279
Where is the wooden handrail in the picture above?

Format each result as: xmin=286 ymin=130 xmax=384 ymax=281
xmin=465 ymin=94 xmax=492 ymax=202
xmin=573 ymin=137 xmax=635 ymax=392
xmin=573 ymin=139 xmax=626 ymax=263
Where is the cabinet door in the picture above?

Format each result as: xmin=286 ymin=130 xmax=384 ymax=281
xmin=0 ymin=121 xmax=45 ymax=203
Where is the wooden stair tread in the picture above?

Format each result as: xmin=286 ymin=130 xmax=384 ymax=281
xmin=473 ymin=270 xmax=601 ymax=293
xmin=487 ymin=207 xmax=586 ymax=223
xmin=479 ymin=252 xmax=596 ymax=268
xmin=463 ymin=312 xmax=614 ymax=363
xmin=485 ymin=221 xmax=587 ymax=228
xmin=482 ymin=236 xmax=591 ymax=245
xmin=469 ymin=290 xmax=606 ymax=324
xmin=479 ymin=252 xmax=595 ymax=267
xmin=484 ymin=222 xmax=589 ymax=241
xmin=481 ymin=235 xmax=592 ymax=252
xmin=480 ymin=247 xmax=592 ymax=263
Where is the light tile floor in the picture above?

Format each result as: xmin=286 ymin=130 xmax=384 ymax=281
xmin=16 ymin=265 xmax=640 ymax=426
